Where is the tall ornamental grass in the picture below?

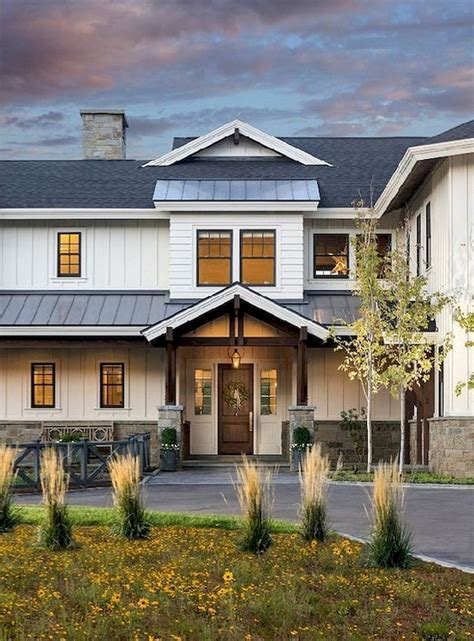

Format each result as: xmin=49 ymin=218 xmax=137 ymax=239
xmin=109 ymin=452 xmax=150 ymax=539
xmin=0 ymin=444 xmax=17 ymax=533
xmin=235 ymin=456 xmax=273 ymax=554
xmin=299 ymin=443 xmax=330 ymax=542
xmin=39 ymin=448 xmax=75 ymax=549
xmin=366 ymin=459 xmax=413 ymax=568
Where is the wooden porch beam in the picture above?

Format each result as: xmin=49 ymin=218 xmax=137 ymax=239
xmin=165 ymin=326 xmax=176 ymax=405
xmin=297 ymin=326 xmax=308 ymax=406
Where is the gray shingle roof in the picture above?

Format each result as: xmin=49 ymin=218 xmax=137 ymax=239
xmin=1 ymin=120 xmax=471 ymax=210
xmin=0 ymin=290 xmax=360 ymax=329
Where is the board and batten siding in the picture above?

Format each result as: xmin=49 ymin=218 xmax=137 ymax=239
xmin=169 ymin=213 xmax=304 ymax=299
xmin=405 ymin=154 xmax=474 ymax=418
xmin=308 ymin=349 xmax=399 ymax=421
xmin=0 ymin=346 xmax=166 ymax=421
xmin=0 ymin=220 xmax=169 ymax=290
xmin=195 ymin=135 xmax=280 ymax=157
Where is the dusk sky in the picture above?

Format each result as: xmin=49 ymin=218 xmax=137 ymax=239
xmin=1 ymin=0 xmax=473 ymax=159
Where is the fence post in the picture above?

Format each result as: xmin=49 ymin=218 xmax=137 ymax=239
xmin=80 ymin=441 xmax=88 ymax=487
xmin=34 ymin=439 xmax=42 ymax=492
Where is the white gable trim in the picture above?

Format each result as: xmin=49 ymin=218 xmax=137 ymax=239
xmin=143 ymin=119 xmax=332 ymax=167
xmin=142 ymin=283 xmax=329 ymax=341
xmin=375 ymin=138 xmax=474 ymax=216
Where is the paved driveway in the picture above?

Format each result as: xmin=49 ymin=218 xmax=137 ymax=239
xmin=15 ymin=469 xmax=474 ymax=571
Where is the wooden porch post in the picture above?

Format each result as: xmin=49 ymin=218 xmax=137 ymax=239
xmin=296 ymin=326 xmax=308 ymax=406
xmin=165 ymin=326 xmax=176 ymax=405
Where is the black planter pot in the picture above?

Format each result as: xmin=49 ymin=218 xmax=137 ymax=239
xmin=160 ymin=449 xmax=178 ymax=472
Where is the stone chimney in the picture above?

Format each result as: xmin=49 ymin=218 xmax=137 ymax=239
xmin=80 ymin=109 xmax=128 ymax=159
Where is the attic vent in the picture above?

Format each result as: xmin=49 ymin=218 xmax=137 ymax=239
xmin=233 ymin=127 xmax=240 ymax=145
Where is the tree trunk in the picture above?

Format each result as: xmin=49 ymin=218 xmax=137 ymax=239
xmin=366 ymin=391 xmax=372 ymax=474
xmin=399 ymin=386 xmax=406 ymax=474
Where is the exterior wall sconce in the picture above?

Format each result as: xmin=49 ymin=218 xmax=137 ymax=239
xmin=231 ymin=348 xmax=241 ymax=369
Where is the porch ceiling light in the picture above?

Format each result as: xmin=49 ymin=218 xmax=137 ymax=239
xmin=231 ymin=348 xmax=242 ymax=369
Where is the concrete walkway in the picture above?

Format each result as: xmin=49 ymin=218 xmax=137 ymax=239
xmin=15 ymin=468 xmax=474 ymax=572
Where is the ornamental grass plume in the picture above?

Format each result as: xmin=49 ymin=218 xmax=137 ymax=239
xmin=39 ymin=447 xmax=75 ymax=550
xmin=0 ymin=444 xmax=17 ymax=533
xmin=234 ymin=455 xmax=273 ymax=554
xmin=366 ymin=459 xmax=413 ymax=568
xmin=299 ymin=443 xmax=330 ymax=542
xmin=108 ymin=452 xmax=150 ymax=540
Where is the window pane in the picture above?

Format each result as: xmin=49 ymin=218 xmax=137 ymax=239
xmin=100 ymin=364 xmax=124 ymax=408
xmin=58 ymin=232 xmax=81 ymax=277
xmin=376 ymin=233 xmax=391 ymax=277
xmin=241 ymin=258 xmax=274 ymax=285
xmin=199 ymin=258 xmax=231 ymax=285
xmin=314 ymin=234 xmax=349 ymax=277
xmin=197 ymin=231 xmax=232 ymax=285
xmin=32 ymin=363 xmax=55 ymax=407
xmin=194 ymin=369 xmax=212 ymax=415
xmin=240 ymin=231 xmax=275 ymax=285
xmin=260 ymin=369 xmax=277 ymax=415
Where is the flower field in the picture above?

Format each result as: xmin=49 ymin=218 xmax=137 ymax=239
xmin=0 ymin=523 xmax=472 ymax=641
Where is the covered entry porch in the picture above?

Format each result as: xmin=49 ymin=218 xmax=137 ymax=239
xmin=143 ymin=284 xmax=329 ymax=457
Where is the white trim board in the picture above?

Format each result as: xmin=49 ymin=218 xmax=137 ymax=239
xmin=142 ymin=283 xmax=329 ymax=341
xmin=0 ymin=326 xmax=144 ymax=337
xmin=143 ymin=120 xmax=332 ymax=167
xmin=375 ymin=138 xmax=474 ymax=216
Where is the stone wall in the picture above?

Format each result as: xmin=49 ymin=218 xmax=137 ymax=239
xmin=0 ymin=422 xmax=42 ymax=444
xmin=313 ymin=420 xmax=400 ymax=467
xmin=113 ymin=421 xmax=159 ymax=467
xmin=428 ymin=417 xmax=474 ymax=478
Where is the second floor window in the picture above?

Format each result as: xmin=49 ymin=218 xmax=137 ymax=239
xmin=100 ymin=363 xmax=124 ymax=408
xmin=425 ymin=202 xmax=431 ymax=269
xmin=240 ymin=230 xmax=276 ymax=285
xmin=376 ymin=233 xmax=392 ymax=277
xmin=314 ymin=233 xmax=349 ymax=277
xmin=58 ymin=232 xmax=81 ymax=277
xmin=416 ymin=214 xmax=422 ymax=276
xmin=197 ymin=231 xmax=232 ymax=286
xmin=31 ymin=363 xmax=55 ymax=408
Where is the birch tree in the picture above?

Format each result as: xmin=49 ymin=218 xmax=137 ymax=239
xmin=332 ymin=210 xmax=387 ymax=473
xmin=380 ymin=250 xmax=452 ymax=473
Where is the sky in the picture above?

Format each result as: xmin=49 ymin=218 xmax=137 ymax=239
xmin=1 ymin=0 xmax=473 ymax=159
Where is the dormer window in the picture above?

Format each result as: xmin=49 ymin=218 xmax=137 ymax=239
xmin=57 ymin=232 xmax=81 ymax=277
xmin=197 ymin=231 xmax=232 ymax=286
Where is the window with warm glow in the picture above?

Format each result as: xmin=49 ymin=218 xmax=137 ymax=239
xmin=260 ymin=368 xmax=277 ymax=415
xmin=197 ymin=231 xmax=232 ymax=285
xmin=31 ymin=363 xmax=55 ymax=408
xmin=376 ymin=233 xmax=392 ymax=277
xmin=240 ymin=230 xmax=275 ymax=285
xmin=314 ymin=234 xmax=349 ymax=277
xmin=194 ymin=369 xmax=212 ymax=415
xmin=57 ymin=232 xmax=81 ymax=277
xmin=100 ymin=363 xmax=124 ymax=408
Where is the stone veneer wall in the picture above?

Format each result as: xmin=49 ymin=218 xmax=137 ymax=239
xmin=313 ymin=420 xmax=400 ymax=467
xmin=0 ymin=422 xmax=42 ymax=444
xmin=428 ymin=417 xmax=474 ymax=479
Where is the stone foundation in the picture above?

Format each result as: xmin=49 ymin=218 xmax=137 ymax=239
xmin=428 ymin=417 xmax=474 ymax=479
xmin=313 ymin=420 xmax=401 ymax=467
xmin=0 ymin=422 xmax=42 ymax=443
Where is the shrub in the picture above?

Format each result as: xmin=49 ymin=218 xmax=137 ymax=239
xmin=0 ymin=444 xmax=17 ymax=533
xmin=234 ymin=456 xmax=273 ymax=554
xmin=366 ymin=459 xmax=413 ymax=568
xmin=419 ymin=621 xmax=450 ymax=641
xmin=299 ymin=443 xmax=330 ymax=542
xmin=160 ymin=427 xmax=179 ymax=451
xmin=109 ymin=453 xmax=150 ymax=539
xmin=38 ymin=448 xmax=75 ymax=550
xmin=291 ymin=426 xmax=312 ymax=451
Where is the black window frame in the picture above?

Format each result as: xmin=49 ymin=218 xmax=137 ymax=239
xmin=31 ymin=363 xmax=56 ymax=408
xmin=416 ymin=213 xmax=422 ymax=276
xmin=313 ymin=233 xmax=350 ymax=279
xmin=196 ymin=230 xmax=233 ymax=287
xmin=57 ymin=232 xmax=82 ymax=278
xmin=100 ymin=363 xmax=125 ymax=409
xmin=239 ymin=229 xmax=276 ymax=287
xmin=425 ymin=202 xmax=431 ymax=269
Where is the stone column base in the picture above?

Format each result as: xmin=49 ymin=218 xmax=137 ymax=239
xmin=428 ymin=417 xmax=474 ymax=479
xmin=288 ymin=405 xmax=316 ymax=470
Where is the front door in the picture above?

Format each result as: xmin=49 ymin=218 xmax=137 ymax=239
xmin=218 ymin=364 xmax=253 ymax=455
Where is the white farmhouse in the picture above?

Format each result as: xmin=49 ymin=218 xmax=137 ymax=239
xmin=0 ymin=111 xmax=472 ymax=476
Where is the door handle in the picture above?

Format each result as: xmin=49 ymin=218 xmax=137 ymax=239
xmin=249 ymin=411 xmax=253 ymax=432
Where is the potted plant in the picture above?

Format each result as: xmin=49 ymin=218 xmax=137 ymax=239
xmin=290 ymin=426 xmax=312 ymax=472
xmin=159 ymin=428 xmax=180 ymax=472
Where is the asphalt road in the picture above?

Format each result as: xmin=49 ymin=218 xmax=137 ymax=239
xmin=15 ymin=470 xmax=474 ymax=571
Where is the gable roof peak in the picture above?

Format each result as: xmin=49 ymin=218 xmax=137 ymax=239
xmin=143 ymin=119 xmax=332 ymax=167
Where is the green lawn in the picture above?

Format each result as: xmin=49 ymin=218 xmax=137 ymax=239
xmin=0 ymin=507 xmax=472 ymax=641
xmin=330 ymin=471 xmax=474 ymax=484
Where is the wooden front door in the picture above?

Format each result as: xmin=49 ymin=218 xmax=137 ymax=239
xmin=218 ymin=364 xmax=253 ymax=455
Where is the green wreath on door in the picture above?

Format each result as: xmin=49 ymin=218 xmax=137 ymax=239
xmin=223 ymin=381 xmax=249 ymax=416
